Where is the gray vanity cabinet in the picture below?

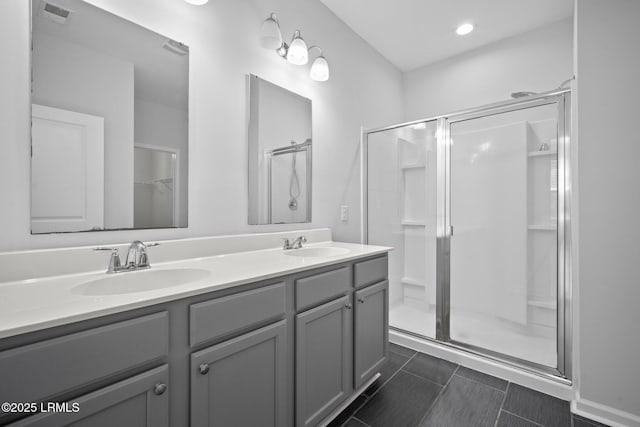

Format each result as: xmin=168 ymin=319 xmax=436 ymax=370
xmin=10 ymin=365 xmax=169 ymax=427
xmin=295 ymin=295 xmax=353 ymax=427
xmin=354 ymin=280 xmax=389 ymax=389
xmin=190 ymin=320 xmax=287 ymax=427
xmin=0 ymin=253 xmax=388 ymax=427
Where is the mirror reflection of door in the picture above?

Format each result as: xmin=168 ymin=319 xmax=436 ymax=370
xmin=133 ymin=145 xmax=178 ymax=229
xmin=31 ymin=104 xmax=105 ymax=233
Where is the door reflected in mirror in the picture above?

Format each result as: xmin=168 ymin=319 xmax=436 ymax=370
xmin=248 ymin=75 xmax=312 ymax=224
xmin=30 ymin=0 xmax=188 ymax=234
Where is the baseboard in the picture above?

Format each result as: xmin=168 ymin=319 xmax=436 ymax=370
xmin=572 ymin=393 xmax=640 ymax=427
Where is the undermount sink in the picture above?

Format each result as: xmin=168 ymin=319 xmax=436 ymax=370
xmin=72 ymin=268 xmax=211 ymax=296
xmin=284 ymin=247 xmax=350 ymax=258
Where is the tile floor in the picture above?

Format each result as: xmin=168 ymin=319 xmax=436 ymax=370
xmin=328 ymin=343 xmax=608 ymax=427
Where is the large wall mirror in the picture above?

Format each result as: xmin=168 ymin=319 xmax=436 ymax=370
xmin=30 ymin=0 xmax=188 ymax=234
xmin=248 ymin=75 xmax=312 ymax=224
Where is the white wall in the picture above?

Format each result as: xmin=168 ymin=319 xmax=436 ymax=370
xmin=573 ymin=0 xmax=640 ymax=425
xmin=403 ymin=18 xmax=573 ymax=121
xmin=0 ymin=0 xmax=403 ymax=251
xmin=32 ymin=31 xmax=134 ymax=229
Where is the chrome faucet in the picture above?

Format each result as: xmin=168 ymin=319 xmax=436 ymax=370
xmin=94 ymin=241 xmax=159 ymax=273
xmin=282 ymin=236 xmax=307 ymax=250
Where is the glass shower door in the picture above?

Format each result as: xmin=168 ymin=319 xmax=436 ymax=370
xmin=366 ymin=120 xmax=438 ymax=338
xmin=447 ymin=103 xmax=560 ymax=368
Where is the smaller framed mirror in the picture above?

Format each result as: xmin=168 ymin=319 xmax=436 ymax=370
xmin=248 ymin=75 xmax=312 ymax=224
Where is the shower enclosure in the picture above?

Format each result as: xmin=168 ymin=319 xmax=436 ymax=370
xmin=363 ymin=90 xmax=571 ymax=379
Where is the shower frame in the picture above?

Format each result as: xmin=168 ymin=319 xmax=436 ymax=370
xmin=361 ymin=89 xmax=572 ymax=382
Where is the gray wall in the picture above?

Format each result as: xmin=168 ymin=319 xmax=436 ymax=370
xmin=573 ymin=0 xmax=640 ymax=423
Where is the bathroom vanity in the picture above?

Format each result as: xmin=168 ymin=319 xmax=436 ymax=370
xmin=0 ymin=230 xmax=389 ymax=426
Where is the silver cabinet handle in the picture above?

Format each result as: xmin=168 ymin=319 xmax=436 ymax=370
xmin=358 ymin=297 xmax=365 ymax=304
xmin=345 ymin=303 xmax=352 ymax=310
xmin=199 ymin=363 xmax=210 ymax=375
xmin=154 ymin=383 xmax=167 ymax=395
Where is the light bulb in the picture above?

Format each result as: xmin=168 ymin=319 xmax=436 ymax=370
xmin=260 ymin=13 xmax=283 ymax=49
xmin=287 ymin=31 xmax=308 ymax=65
xmin=456 ymin=23 xmax=474 ymax=36
xmin=310 ymin=55 xmax=329 ymax=81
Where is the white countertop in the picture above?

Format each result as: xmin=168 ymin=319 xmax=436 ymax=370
xmin=0 ymin=241 xmax=390 ymax=340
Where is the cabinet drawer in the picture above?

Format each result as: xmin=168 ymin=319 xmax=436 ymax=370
xmin=190 ymin=282 xmax=285 ymax=347
xmin=9 ymin=365 xmax=169 ymax=427
xmin=353 ymin=256 xmax=388 ymax=289
xmin=0 ymin=312 xmax=168 ymax=406
xmin=295 ymin=267 xmax=350 ymax=311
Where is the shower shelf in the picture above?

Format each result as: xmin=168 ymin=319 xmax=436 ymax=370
xmin=400 ymin=277 xmax=426 ymax=287
xmin=527 ymin=224 xmax=556 ymax=231
xmin=527 ymin=299 xmax=555 ymax=309
xmin=400 ymin=163 xmax=426 ymax=170
xmin=401 ymin=220 xmax=426 ymax=227
xmin=527 ymin=150 xmax=557 ymax=157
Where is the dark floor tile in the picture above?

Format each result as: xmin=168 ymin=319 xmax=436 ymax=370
xmin=402 ymin=353 xmax=458 ymax=386
xmin=572 ymin=414 xmax=610 ymax=427
xmin=327 ymin=395 xmax=368 ymax=427
xmin=363 ymin=350 xmax=412 ymax=396
xmin=496 ymin=411 xmax=542 ymax=427
xmin=389 ymin=342 xmax=417 ymax=358
xmin=355 ymin=370 xmax=441 ymax=427
xmin=420 ymin=375 xmax=505 ymax=427
xmin=455 ymin=366 xmax=508 ymax=391
xmin=502 ymin=383 xmax=571 ymax=427
xmin=343 ymin=418 xmax=369 ymax=427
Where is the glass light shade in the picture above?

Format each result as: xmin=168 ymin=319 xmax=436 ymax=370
xmin=260 ymin=15 xmax=283 ymax=49
xmin=287 ymin=31 xmax=308 ymax=65
xmin=309 ymin=55 xmax=329 ymax=81
xmin=184 ymin=0 xmax=208 ymax=5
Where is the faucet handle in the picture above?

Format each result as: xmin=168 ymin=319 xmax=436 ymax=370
xmin=136 ymin=242 xmax=160 ymax=268
xmin=293 ymin=236 xmax=307 ymax=249
xmin=94 ymin=247 xmax=122 ymax=273
xmin=281 ymin=238 xmax=292 ymax=250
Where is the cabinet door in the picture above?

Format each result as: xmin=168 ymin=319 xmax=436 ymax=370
xmin=10 ymin=365 xmax=169 ymax=427
xmin=354 ymin=280 xmax=389 ymax=389
xmin=296 ymin=295 xmax=352 ymax=427
xmin=191 ymin=320 xmax=287 ymax=427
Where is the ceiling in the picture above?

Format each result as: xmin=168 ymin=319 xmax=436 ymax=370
xmin=319 ymin=0 xmax=574 ymax=72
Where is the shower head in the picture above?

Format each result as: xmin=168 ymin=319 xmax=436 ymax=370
xmin=510 ymin=91 xmax=537 ymax=99
xmin=510 ymin=77 xmax=574 ymax=99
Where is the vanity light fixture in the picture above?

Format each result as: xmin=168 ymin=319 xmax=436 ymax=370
xmin=183 ymin=0 xmax=209 ymax=5
xmin=287 ymin=31 xmax=309 ymax=65
xmin=260 ymin=13 xmax=330 ymax=81
xmin=456 ymin=22 xmax=474 ymax=35
xmin=308 ymin=46 xmax=329 ymax=82
xmin=260 ymin=13 xmax=283 ymax=49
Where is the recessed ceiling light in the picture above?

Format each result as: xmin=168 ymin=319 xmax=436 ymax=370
xmin=184 ymin=0 xmax=208 ymax=5
xmin=456 ymin=23 xmax=474 ymax=36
